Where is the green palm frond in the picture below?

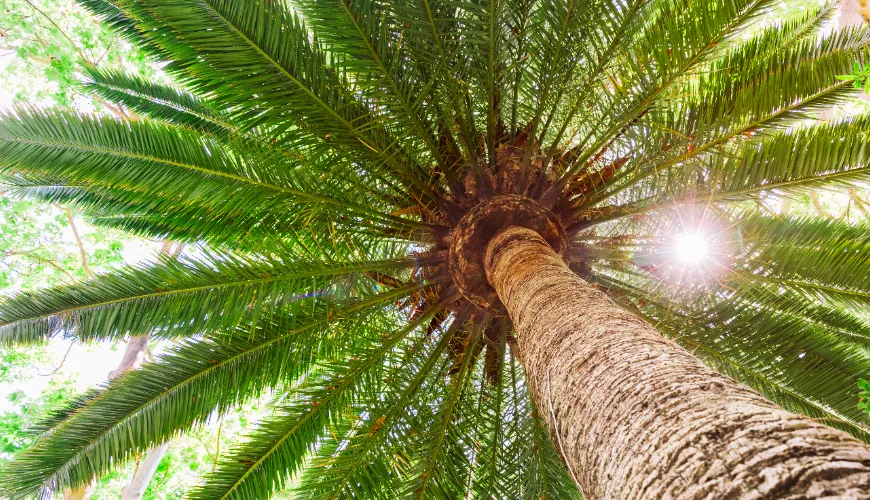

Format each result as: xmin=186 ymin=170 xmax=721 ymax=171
xmin=408 ymin=318 xmax=484 ymax=498
xmin=0 ymin=108 xmax=420 ymax=233
xmin=82 ymin=0 xmax=433 ymax=193
xmin=190 ymin=302 xmax=448 ymax=500
xmin=0 ymin=251 xmax=415 ymax=343
xmin=579 ymin=114 xmax=870 ymax=229
xmin=295 ymin=310 xmax=463 ymax=499
xmin=0 ymin=285 xmax=421 ymax=497
xmin=731 ymin=214 xmax=870 ymax=309
xmin=84 ymin=68 xmax=245 ymax=137
xmin=3 ymin=0 xmax=870 ymax=497
xmin=293 ymin=0 xmax=457 ymax=185
xmin=470 ymin=322 xmax=509 ymax=498
xmin=557 ymin=0 xmax=776 ymax=181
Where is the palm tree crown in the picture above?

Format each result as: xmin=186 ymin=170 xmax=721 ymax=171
xmin=1 ymin=0 xmax=870 ymax=498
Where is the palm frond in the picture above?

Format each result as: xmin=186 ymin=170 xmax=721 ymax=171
xmin=0 ymin=250 xmax=416 ymax=343
xmin=82 ymin=0 xmax=435 ymax=194
xmin=0 ymin=108 xmax=420 ymax=234
xmin=730 ymin=214 xmax=870 ymax=310
xmin=295 ymin=311 xmax=464 ymax=499
xmin=84 ymin=68 xmax=242 ymax=136
xmin=0 ymin=285 xmax=419 ymax=498
xmin=189 ymin=302 xmax=447 ymax=500
xmin=407 ymin=318 xmax=484 ymax=498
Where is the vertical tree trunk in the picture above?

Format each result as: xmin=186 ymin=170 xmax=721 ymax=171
xmin=62 ymin=335 xmax=152 ymax=500
xmin=111 ymin=336 xmax=171 ymax=500
xmin=116 ymin=242 xmax=184 ymax=499
xmin=107 ymin=335 xmax=150 ymax=380
xmin=120 ymin=442 xmax=170 ymax=500
xmin=484 ymin=226 xmax=870 ymax=499
xmin=839 ymin=0 xmax=870 ymax=27
xmin=63 ymin=240 xmax=183 ymax=499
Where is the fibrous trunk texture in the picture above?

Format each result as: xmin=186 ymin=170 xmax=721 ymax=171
xmin=485 ymin=226 xmax=870 ymax=499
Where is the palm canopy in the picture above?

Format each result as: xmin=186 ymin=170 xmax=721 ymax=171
xmin=1 ymin=0 xmax=870 ymax=498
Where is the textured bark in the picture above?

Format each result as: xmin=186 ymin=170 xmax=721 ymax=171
xmin=485 ymin=226 xmax=870 ymax=499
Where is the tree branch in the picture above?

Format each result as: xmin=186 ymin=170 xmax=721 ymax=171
xmin=64 ymin=207 xmax=95 ymax=279
xmin=30 ymin=341 xmax=75 ymax=376
xmin=6 ymin=250 xmax=75 ymax=282
xmin=23 ymin=0 xmax=94 ymax=65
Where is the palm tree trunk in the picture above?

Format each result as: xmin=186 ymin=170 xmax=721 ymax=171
xmin=484 ymin=226 xmax=870 ymax=498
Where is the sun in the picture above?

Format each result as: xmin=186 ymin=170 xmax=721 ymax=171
xmin=675 ymin=231 xmax=710 ymax=264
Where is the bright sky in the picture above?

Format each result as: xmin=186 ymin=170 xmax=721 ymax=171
xmin=0 ymin=340 xmax=124 ymax=412
xmin=675 ymin=232 xmax=710 ymax=264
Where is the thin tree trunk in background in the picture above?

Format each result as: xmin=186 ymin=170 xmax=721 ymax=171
xmin=110 ymin=336 xmax=171 ymax=500
xmin=839 ymin=0 xmax=870 ymax=27
xmin=120 ymin=442 xmax=170 ymax=500
xmin=63 ymin=242 xmax=183 ymax=500
xmin=107 ymin=335 xmax=150 ymax=379
xmin=485 ymin=227 xmax=870 ymax=499
xmin=61 ymin=336 xmax=151 ymax=500
xmin=117 ymin=241 xmax=184 ymax=500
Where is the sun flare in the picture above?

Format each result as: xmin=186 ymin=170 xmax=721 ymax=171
xmin=675 ymin=232 xmax=710 ymax=264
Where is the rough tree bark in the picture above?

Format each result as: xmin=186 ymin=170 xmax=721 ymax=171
xmin=485 ymin=226 xmax=870 ymax=499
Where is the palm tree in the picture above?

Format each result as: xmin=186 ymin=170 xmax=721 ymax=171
xmin=2 ymin=0 xmax=870 ymax=497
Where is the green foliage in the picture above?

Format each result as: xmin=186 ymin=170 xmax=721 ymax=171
xmin=837 ymin=62 xmax=870 ymax=94
xmin=0 ymin=380 xmax=77 ymax=463
xmin=860 ymin=379 xmax=870 ymax=415
xmin=0 ymin=0 xmax=158 ymax=108
xmin=1 ymin=0 xmax=870 ymax=498
xmin=0 ymin=197 xmax=127 ymax=293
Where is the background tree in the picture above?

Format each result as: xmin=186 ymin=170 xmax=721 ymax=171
xmin=1 ymin=0 xmax=870 ymax=498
